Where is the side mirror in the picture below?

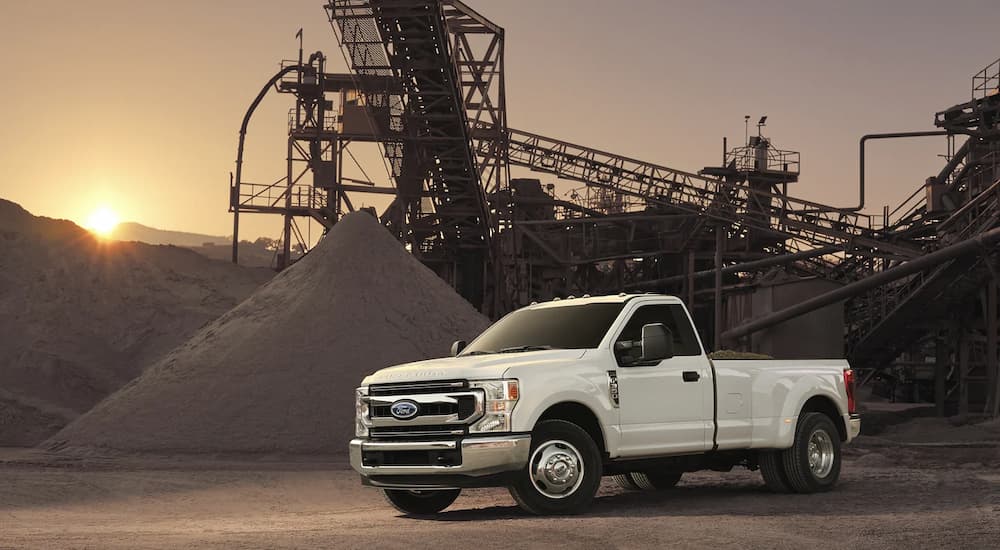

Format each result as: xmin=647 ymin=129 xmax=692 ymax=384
xmin=451 ymin=340 xmax=467 ymax=357
xmin=640 ymin=323 xmax=673 ymax=362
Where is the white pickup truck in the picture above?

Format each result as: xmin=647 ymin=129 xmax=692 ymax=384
xmin=350 ymin=294 xmax=861 ymax=515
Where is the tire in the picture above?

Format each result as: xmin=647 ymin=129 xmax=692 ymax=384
xmin=781 ymin=412 xmax=842 ymax=493
xmin=758 ymin=450 xmax=793 ymax=493
xmin=382 ymin=489 xmax=461 ymax=516
xmin=508 ymin=419 xmax=603 ymax=515
xmin=612 ymin=473 xmax=641 ymax=490
xmin=631 ymin=470 xmax=682 ymax=490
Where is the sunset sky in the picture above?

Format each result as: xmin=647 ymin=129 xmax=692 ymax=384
xmin=1 ymin=0 xmax=997 ymax=243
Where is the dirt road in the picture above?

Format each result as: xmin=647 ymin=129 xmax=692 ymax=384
xmin=1 ymin=445 xmax=997 ymax=549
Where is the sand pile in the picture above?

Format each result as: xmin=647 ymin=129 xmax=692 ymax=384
xmin=50 ymin=211 xmax=491 ymax=455
xmin=0 ymin=199 xmax=272 ymax=445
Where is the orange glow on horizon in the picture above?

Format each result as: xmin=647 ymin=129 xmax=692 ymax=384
xmin=85 ymin=206 xmax=120 ymax=238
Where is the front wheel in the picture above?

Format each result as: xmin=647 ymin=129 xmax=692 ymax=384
xmin=508 ymin=419 xmax=602 ymax=515
xmin=382 ymin=489 xmax=461 ymax=516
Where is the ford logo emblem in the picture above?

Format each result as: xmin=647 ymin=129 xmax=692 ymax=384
xmin=390 ymin=399 xmax=419 ymax=420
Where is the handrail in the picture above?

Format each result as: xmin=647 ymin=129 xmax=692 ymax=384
xmin=937 ymin=179 xmax=1000 ymax=233
xmin=726 ymin=144 xmax=801 ymax=175
xmin=972 ymin=57 xmax=1000 ymax=100
xmin=887 ymin=184 xmax=925 ymax=221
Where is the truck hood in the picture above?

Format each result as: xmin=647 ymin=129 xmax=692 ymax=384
xmin=362 ymin=349 xmax=587 ymax=385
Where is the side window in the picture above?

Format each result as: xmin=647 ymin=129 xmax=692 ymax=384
xmin=614 ymin=304 xmax=702 ymax=364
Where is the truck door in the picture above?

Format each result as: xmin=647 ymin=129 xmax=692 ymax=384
xmin=614 ymin=303 xmax=713 ymax=457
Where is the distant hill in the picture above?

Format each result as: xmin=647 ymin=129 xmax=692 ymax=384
xmin=114 ymin=222 xmax=230 ymax=248
xmin=114 ymin=221 xmax=280 ymax=268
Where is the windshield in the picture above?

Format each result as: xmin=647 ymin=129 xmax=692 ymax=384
xmin=462 ymin=302 xmax=626 ymax=356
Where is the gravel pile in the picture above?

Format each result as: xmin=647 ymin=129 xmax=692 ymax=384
xmin=0 ymin=199 xmax=271 ymax=445
xmin=49 ymin=212 xmax=490 ymax=455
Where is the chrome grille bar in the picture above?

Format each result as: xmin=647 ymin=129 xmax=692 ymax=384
xmin=366 ymin=391 xmax=484 ymax=427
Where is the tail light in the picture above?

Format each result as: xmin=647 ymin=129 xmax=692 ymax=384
xmin=843 ymin=369 xmax=856 ymax=414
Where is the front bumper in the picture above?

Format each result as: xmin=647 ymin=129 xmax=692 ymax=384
xmin=350 ymin=434 xmax=531 ymax=480
xmin=847 ymin=413 xmax=862 ymax=440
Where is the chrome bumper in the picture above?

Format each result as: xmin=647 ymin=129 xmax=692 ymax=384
xmin=350 ymin=435 xmax=531 ymax=477
xmin=847 ymin=414 xmax=862 ymax=440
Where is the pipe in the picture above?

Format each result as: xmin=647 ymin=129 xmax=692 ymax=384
xmin=855 ymin=131 xmax=949 ymax=213
xmin=231 ymin=64 xmax=308 ymax=264
xmin=721 ymin=226 xmax=1000 ymax=342
xmin=938 ymin=139 xmax=971 ymax=193
xmin=626 ymin=246 xmax=838 ymax=290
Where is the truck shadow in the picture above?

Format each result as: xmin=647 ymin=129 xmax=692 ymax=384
xmin=415 ymin=473 xmax=992 ymax=522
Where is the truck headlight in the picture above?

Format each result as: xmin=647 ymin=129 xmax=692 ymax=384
xmin=355 ymin=387 xmax=370 ymax=437
xmin=469 ymin=380 xmax=519 ymax=433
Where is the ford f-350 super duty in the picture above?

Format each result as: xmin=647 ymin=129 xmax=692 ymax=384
xmin=350 ymin=294 xmax=861 ymax=515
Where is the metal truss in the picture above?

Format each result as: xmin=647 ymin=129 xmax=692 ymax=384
xmin=500 ymin=128 xmax=923 ymax=260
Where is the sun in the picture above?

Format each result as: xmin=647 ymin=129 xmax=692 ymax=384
xmin=85 ymin=206 xmax=120 ymax=237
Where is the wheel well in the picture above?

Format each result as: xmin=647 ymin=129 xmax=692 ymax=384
xmin=537 ymin=402 xmax=606 ymax=454
xmin=801 ymin=395 xmax=847 ymax=441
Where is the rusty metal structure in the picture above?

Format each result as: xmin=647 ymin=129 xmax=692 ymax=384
xmin=229 ymin=1 xmax=1000 ymax=416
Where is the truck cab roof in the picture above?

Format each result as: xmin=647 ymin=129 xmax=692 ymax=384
xmin=525 ymin=293 xmax=683 ymax=309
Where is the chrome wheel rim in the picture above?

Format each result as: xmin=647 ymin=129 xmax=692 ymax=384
xmin=807 ymin=428 xmax=835 ymax=478
xmin=529 ymin=439 xmax=585 ymax=499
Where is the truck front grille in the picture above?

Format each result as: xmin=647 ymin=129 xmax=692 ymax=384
xmin=363 ymin=379 xmax=482 ymax=439
xmin=369 ymin=425 xmax=467 ymax=439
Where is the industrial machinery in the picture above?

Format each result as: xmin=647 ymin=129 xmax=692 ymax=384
xmin=228 ymin=1 xmax=1000 ymax=416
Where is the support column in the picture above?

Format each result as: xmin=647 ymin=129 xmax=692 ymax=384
xmin=935 ymin=332 xmax=948 ymax=417
xmin=989 ymin=281 xmax=999 ymax=417
xmin=282 ymin=137 xmax=294 ymax=269
xmin=959 ymin=333 xmax=970 ymax=417
xmin=687 ymin=250 xmax=695 ymax=310
xmin=714 ymin=226 xmax=725 ymax=351
xmin=231 ymin=172 xmax=240 ymax=265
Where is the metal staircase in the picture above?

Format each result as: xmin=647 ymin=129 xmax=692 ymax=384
xmin=328 ymin=0 xmax=500 ymax=306
xmin=845 ymin=174 xmax=999 ymax=417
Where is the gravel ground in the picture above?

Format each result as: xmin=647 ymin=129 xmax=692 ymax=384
xmin=0 ymin=444 xmax=997 ymax=549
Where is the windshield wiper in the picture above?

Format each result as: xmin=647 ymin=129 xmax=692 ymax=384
xmin=498 ymin=345 xmax=558 ymax=354
xmin=463 ymin=350 xmax=496 ymax=356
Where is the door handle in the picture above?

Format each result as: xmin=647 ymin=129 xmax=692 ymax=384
xmin=682 ymin=371 xmax=700 ymax=382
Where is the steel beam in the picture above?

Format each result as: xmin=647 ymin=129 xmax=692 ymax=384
xmin=626 ymin=245 xmax=838 ymax=290
xmin=722 ymin=226 xmax=1000 ymax=343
